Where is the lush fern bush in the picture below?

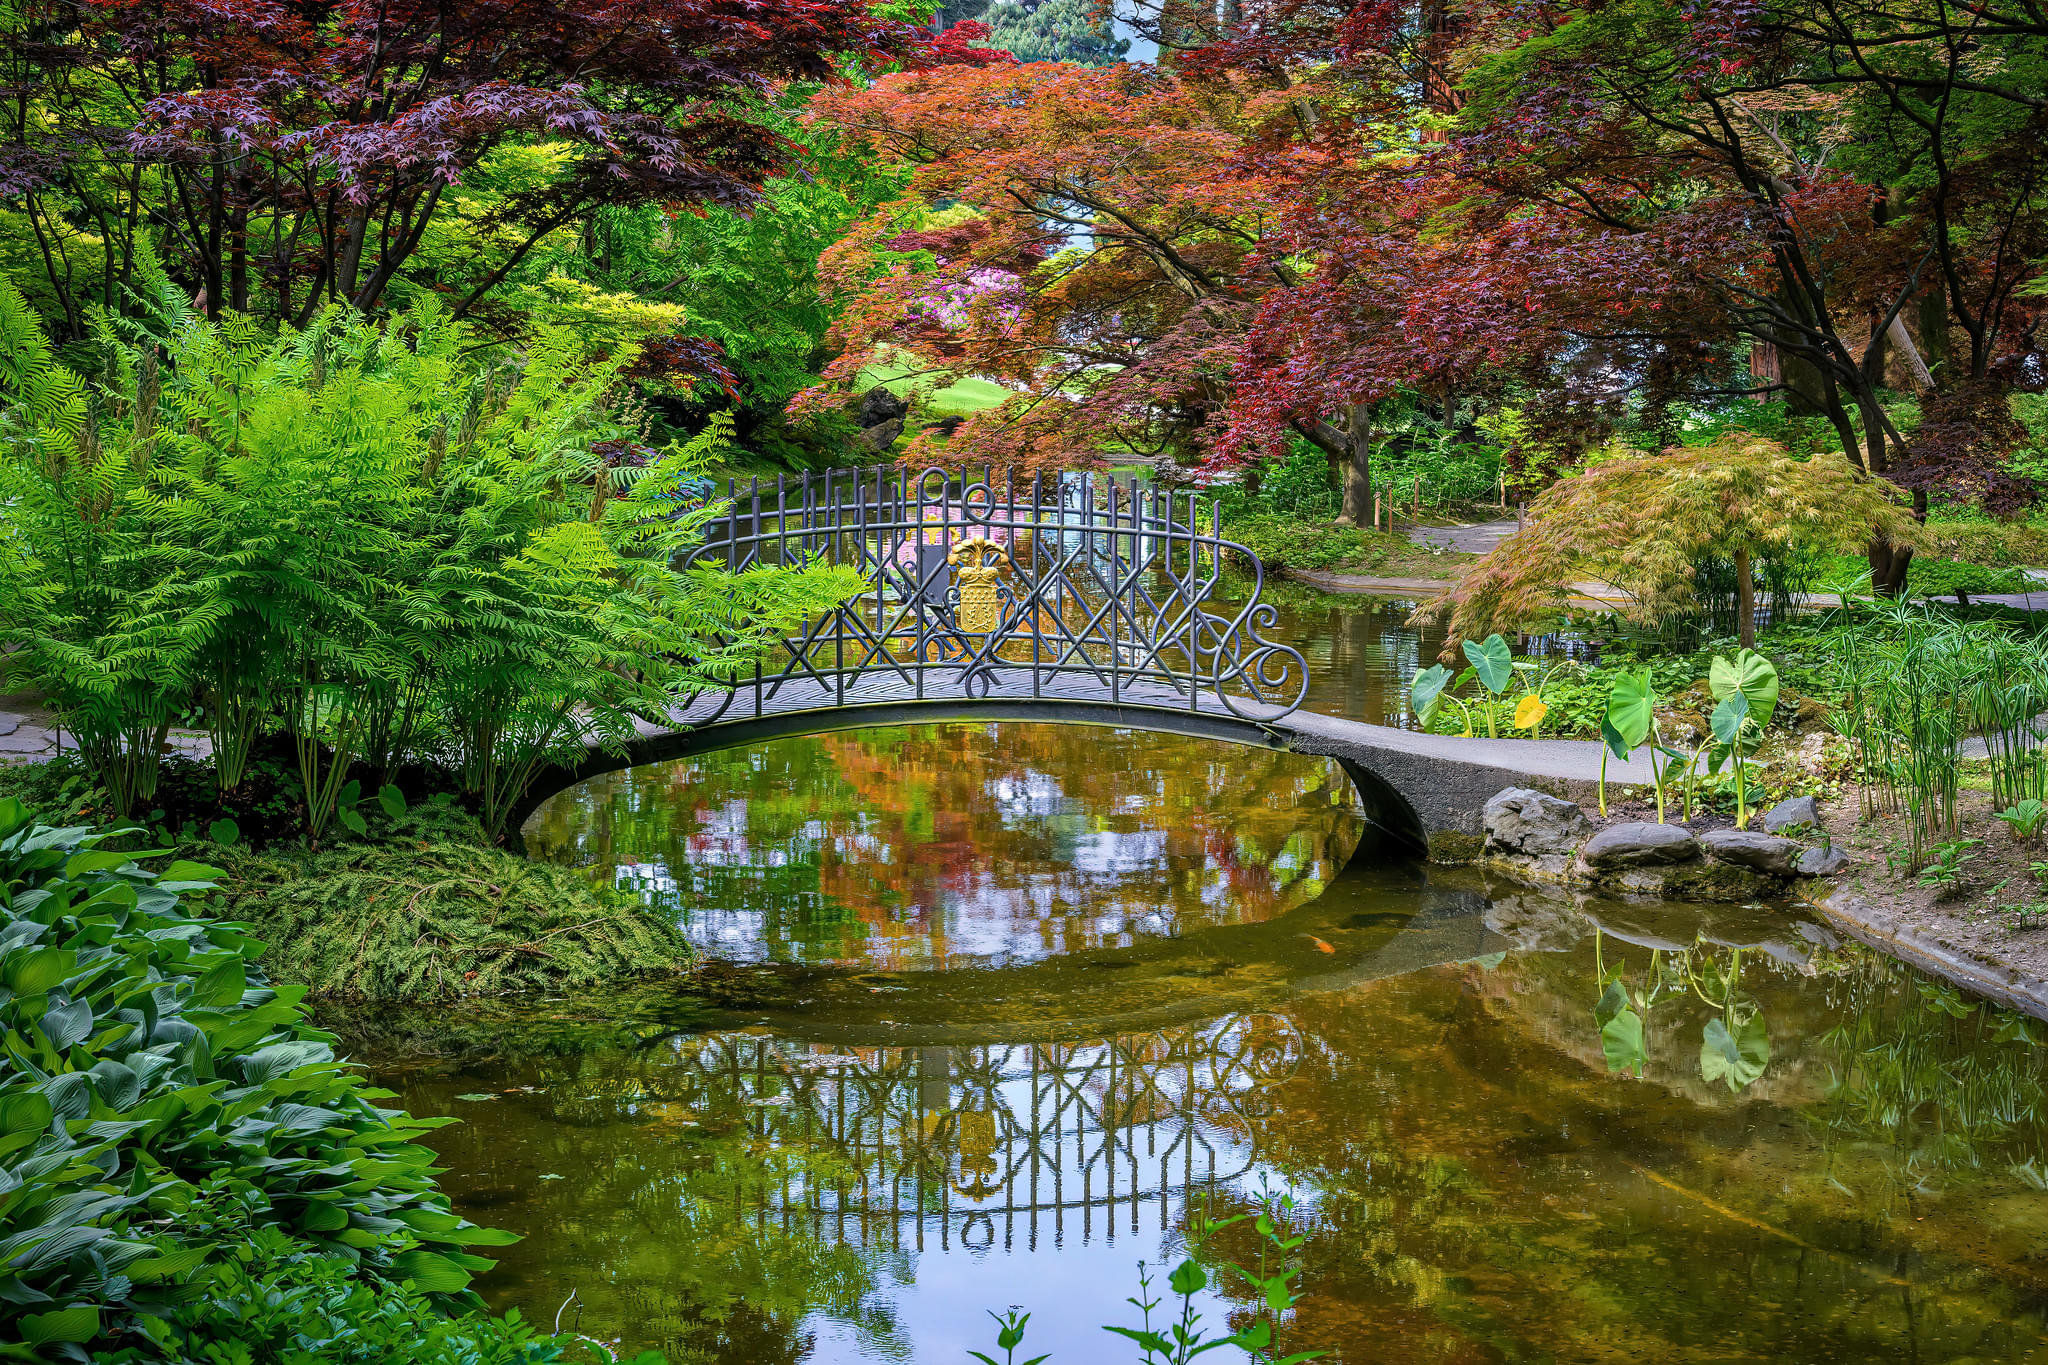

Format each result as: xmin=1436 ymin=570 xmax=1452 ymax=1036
xmin=0 ymin=270 xmax=863 ymax=838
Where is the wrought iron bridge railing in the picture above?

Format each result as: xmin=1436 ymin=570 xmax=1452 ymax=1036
xmin=675 ymin=465 xmax=1309 ymax=724
xmin=545 ymin=1013 xmax=1306 ymax=1255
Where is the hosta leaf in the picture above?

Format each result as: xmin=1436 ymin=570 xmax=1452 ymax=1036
xmin=40 ymin=998 xmax=94 ymax=1050
xmin=190 ymin=958 xmax=246 ymax=1010
xmin=5 ymin=947 xmax=76 ymax=995
xmin=0 ymin=1086 xmax=54 ymax=1130
xmin=390 ymin=1248 xmax=474 ymax=1294
xmin=21 ymin=1303 xmax=98 ymax=1345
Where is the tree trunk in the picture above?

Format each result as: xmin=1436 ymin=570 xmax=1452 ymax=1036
xmin=1338 ymin=406 xmax=1374 ymax=527
xmin=1734 ymin=544 xmax=1756 ymax=649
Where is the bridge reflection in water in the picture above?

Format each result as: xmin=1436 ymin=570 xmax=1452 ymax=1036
xmin=569 ymin=1013 xmax=1303 ymax=1256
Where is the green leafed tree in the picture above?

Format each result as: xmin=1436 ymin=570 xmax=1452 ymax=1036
xmin=1414 ymin=434 xmax=1923 ymax=651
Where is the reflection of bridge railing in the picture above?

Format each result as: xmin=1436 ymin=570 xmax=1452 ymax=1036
xmin=621 ymin=1014 xmax=1303 ymax=1254
xmin=678 ymin=465 xmax=1309 ymax=723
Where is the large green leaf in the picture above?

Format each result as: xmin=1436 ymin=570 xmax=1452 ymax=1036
xmin=1461 ymin=634 xmax=1515 ymax=695
xmin=1710 ymin=692 xmax=1749 ymax=749
xmin=1700 ymin=1014 xmax=1770 ymax=1091
xmin=1605 ymin=670 xmax=1656 ymax=750
xmin=1410 ymin=664 xmax=1453 ymax=727
xmin=0 ymin=1092 xmax=52 ymax=1135
xmin=390 ymin=1248 xmax=474 ymax=1294
xmin=21 ymin=1304 xmax=99 ymax=1345
xmin=1594 ymin=981 xmax=1646 ymax=1075
xmin=3 ymin=947 xmax=75 ymax=995
xmin=1709 ymin=648 xmax=1779 ymax=725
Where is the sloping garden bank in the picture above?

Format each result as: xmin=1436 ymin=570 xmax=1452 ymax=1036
xmin=0 ymin=799 xmax=662 ymax=1363
xmin=1409 ymin=608 xmax=2048 ymax=1022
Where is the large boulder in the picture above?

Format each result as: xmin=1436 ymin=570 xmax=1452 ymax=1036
xmin=1795 ymin=844 xmax=1850 ymax=877
xmin=856 ymin=417 xmax=904 ymax=452
xmin=858 ymin=384 xmax=909 ymax=429
xmin=1761 ymin=795 xmax=1820 ymax=834
xmin=1580 ymin=822 xmax=1700 ymax=869
xmin=1483 ymin=787 xmax=1591 ymax=858
xmin=1700 ymin=828 xmax=1803 ymax=876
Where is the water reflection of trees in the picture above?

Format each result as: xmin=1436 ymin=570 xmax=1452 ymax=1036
xmin=1807 ymin=951 xmax=2048 ymax=1187
xmin=525 ymin=723 xmax=1359 ymax=966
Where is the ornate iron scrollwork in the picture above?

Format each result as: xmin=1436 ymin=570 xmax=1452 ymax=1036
xmin=674 ymin=464 xmax=1310 ymax=723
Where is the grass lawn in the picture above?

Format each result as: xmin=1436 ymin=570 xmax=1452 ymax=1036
xmin=857 ymin=355 xmax=1015 ymax=416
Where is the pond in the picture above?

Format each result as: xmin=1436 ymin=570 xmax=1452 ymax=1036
xmin=348 ymin=719 xmax=2048 ymax=1365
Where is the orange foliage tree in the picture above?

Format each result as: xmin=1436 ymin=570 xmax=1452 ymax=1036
xmin=795 ymin=61 xmax=1297 ymax=473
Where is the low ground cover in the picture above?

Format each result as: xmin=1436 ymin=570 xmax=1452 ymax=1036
xmin=0 ymin=755 xmax=690 ymax=1006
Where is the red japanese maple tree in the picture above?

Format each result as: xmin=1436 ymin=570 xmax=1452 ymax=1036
xmin=2 ymin=0 xmax=978 ymax=332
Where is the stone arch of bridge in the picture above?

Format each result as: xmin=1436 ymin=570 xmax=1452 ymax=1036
xmin=505 ymin=697 xmax=1431 ymax=858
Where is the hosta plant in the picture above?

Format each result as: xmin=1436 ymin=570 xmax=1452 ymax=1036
xmin=0 ymin=800 xmax=514 ymax=1355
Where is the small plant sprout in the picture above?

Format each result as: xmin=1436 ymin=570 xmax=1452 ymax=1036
xmin=970 ymin=1309 xmax=1050 ymax=1365
xmin=1918 ymin=838 xmax=1982 ymax=891
xmin=1996 ymin=799 xmax=2047 ymax=845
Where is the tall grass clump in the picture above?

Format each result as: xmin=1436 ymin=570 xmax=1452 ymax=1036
xmin=1831 ymin=602 xmax=2048 ymax=866
xmin=0 ymin=268 xmax=863 ymax=840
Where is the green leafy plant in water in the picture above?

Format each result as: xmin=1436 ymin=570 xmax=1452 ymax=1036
xmin=1690 ymin=948 xmax=1770 ymax=1092
xmin=983 ymin=1192 xmax=1324 ymax=1364
xmin=971 ymin=1309 xmax=1050 ymax=1365
xmin=1590 ymin=930 xmax=1682 ymax=1078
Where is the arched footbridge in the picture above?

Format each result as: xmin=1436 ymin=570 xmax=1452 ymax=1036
xmin=512 ymin=466 xmax=1653 ymax=852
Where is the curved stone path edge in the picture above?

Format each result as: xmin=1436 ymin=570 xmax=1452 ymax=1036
xmin=1811 ymin=885 xmax=2048 ymax=1023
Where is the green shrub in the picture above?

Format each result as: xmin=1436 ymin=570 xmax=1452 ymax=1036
xmin=1815 ymin=553 xmax=2034 ymax=596
xmin=0 ymin=800 xmax=519 ymax=1355
xmin=1919 ymin=519 xmax=2048 ymax=571
xmin=98 ymin=1247 xmax=643 ymax=1365
xmin=1223 ymin=516 xmax=1391 ymax=573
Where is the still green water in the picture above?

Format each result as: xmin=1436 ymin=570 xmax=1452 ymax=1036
xmin=357 ymin=723 xmax=2048 ymax=1365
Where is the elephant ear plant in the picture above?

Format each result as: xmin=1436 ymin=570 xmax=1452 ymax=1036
xmin=1412 ymin=634 xmax=1546 ymax=738
xmin=1702 ymin=649 xmax=1780 ymax=828
xmin=1598 ymin=670 xmax=1677 ymax=820
xmin=0 ymin=800 xmax=519 ymax=1357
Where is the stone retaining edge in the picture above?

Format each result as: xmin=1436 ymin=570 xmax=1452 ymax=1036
xmin=1811 ymin=885 xmax=2048 ymax=1023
